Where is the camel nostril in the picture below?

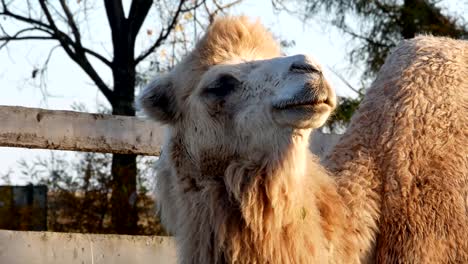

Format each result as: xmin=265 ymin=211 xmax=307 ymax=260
xmin=289 ymin=63 xmax=321 ymax=74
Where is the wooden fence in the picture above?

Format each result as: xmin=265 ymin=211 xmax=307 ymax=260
xmin=0 ymin=105 xmax=340 ymax=263
xmin=0 ymin=106 xmax=164 ymax=155
xmin=0 ymin=230 xmax=176 ymax=264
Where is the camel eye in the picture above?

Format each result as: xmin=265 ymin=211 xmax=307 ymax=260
xmin=202 ymin=74 xmax=240 ymax=98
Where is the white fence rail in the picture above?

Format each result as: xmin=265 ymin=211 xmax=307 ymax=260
xmin=0 ymin=106 xmax=164 ymax=155
xmin=0 ymin=230 xmax=176 ymax=264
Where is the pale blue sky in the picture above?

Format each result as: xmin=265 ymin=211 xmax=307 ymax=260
xmin=0 ymin=0 xmax=466 ymax=184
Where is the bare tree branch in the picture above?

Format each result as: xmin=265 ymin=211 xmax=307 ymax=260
xmin=58 ymin=0 xmax=81 ymax=44
xmin=213 ymin=0 xmax=243 ymax=13
xmin=35 ymin=0 xmax=114 ymax=102
xmin=0 ymin=36 xmax=54 ymax=50
xmin=0 ymin=35 xmax=53 ymax=41
xmin=134 ymin=0 xmax=186 ymax=65
xmin=181 ymin=0 xmax=207 ymax=12
xmin=0 ymin=26 xmax=50 ymax=38
xmin=43 ymin=45 xmax=61 ymax=68
xmin=38 ymin=0 xmax=75 ymax=54
xmin=82 ymin=48 xmax=112 ymax=67
xmin=0 ymin=26 xmax=53 ymax=49
xmin=103 ymin=0 xmax=125 ymax=45
xmin=210 ymin=0 xmax=243 ymax=19
xmin=1 ymin=4 xmax=50 ymax=29
xmin=326 ymin=66 xmax=363 ymax=96
xmin=33 ymin=45 xmax=62 ymax=101
xmin=128 ymin=0 xmax=153 ymax=43
xmin=0 ymin=15 xmax=111 ymax=67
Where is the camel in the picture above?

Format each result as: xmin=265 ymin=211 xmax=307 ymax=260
xmin=137 ymin=16 xmax=468 ymax=263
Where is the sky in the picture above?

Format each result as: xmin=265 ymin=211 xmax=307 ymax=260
xmin=0 ymin=0 xmax=466 ymax=184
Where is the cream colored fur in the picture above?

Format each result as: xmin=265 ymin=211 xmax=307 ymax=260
xmin=326 ymin=36 xmax=468 ymax=263
xmin=138 ymin=16 xmax=468 ymax=263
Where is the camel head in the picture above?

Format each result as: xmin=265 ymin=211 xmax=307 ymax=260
xmin=138 ymin=16 xmax=336 ymax=166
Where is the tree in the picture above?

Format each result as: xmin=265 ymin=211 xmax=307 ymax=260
xmin=0 ymin=0 xmax=242 ymax=234
xmin=273 ymin=0 xmax=467 ymax=80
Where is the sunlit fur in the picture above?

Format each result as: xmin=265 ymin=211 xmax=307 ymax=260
xmin=138 ymin=16 xmax=468 ymax=264
xmin=325 ymin=36 xmax=468 ymax=263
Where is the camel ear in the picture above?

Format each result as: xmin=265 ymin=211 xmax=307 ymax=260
xmin=137 ymin=76 xmax=178 ymax=124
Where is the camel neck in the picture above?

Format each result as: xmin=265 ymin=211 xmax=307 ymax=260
xmin=323 ymin=112 xmax=383 ymax=261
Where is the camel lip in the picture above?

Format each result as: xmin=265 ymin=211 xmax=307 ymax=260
xmin=272 ymin=97 xmax=332 ymax=110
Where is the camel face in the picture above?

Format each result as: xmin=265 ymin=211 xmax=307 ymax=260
xmin=138 ymin=17 xmax=335 ymax=163
xmin=139 ymin=55 xmax=334 ymax=169
xmin=187 ymin=53 xmax=336 ymax=130
xmin=176 ymin=54 xmax=335 ymax=159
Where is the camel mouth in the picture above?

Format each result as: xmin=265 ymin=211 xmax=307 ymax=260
xmin=271 ymin=87 xmax=334 ymax=129
xmin=272 ymin=98 xmax=331 ymax=110
xmin=271 ymin=100 xmax=332 ymax=124
xmin=272 ymin=79 xmax=336 ymax=112
xmin=272 ymin=87 xmax=334 ymax=112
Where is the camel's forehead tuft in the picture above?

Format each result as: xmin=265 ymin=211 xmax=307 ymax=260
xmin=193 ymin=16 xmax=281 ymax=66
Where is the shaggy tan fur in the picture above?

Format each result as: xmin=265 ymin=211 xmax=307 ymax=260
xmin=139 ymin=16 xmax=468 ymax=263
xmin=325 ymin=36 xmax=468 ymax=263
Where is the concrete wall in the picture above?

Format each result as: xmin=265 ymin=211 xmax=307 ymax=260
xmin=0 ymin=230 xmax=177 ymax=264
